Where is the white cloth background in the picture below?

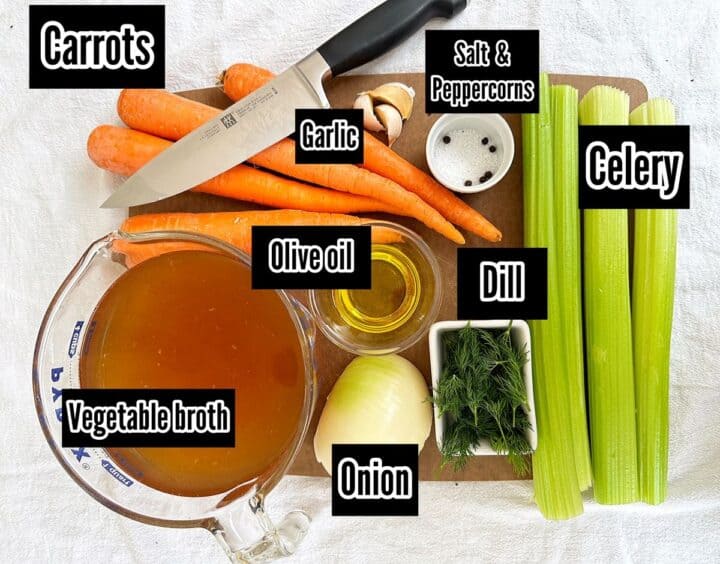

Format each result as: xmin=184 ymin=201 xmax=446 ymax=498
xmin=1 ymin=0 xmax=718 ymax=562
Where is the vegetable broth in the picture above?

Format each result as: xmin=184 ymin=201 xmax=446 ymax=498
xmin=79 ymin=250 xmax=306 ymax=497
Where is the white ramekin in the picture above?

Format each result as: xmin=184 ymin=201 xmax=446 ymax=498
xmin=428 ymin=319 xmax=538 ymax=456
xmin=425 ymin=113 xmax=515 ymax=194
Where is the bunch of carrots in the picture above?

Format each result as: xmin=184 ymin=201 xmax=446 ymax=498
xmin=88 ymin=63 xmax=502 ymax=255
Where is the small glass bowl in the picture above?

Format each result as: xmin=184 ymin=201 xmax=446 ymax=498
xmin=309 ymin=221 xmax=442 ymax=356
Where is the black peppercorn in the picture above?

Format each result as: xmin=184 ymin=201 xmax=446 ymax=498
xmin=442 ymin=135 xmax=451 ymax=144
xmin=479 ymin=171 xmax=493 ymax=183
xmin=464 ymin=180 xmax=472 ymax=187
xmin=489 ymin=145 xmax=497 ymax=153
xmin=481 ymin=137 xmax=489 ymax=145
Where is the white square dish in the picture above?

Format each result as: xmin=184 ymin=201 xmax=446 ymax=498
xmin=429 ymin=319 xmax=538 ymax=457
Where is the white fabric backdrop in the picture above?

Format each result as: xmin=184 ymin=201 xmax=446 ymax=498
xmin=2 ymin=0 xmax=719 ymax=562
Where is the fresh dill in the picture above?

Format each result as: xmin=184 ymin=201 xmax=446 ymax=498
xmin=432 ymin=323 xmax=532 ymax=476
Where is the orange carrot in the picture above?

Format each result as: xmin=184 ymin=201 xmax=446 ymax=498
xmin=89 ymin=124 xmax=169 ymax=176
xmin=361 ymin=133 xmax=502 ymax=242
xmin=117 ymin=89 xmax=217 ymax=140
xmin=220 ymin=63 xmax=503 ymax=242
xmin=119 ymin=210 xmax=398 ymax=260
xmin=116 ymin=90 xmax=465 ymax=244
xmin=88 ymin=125 xmax=399 ymax=214
xmin=112 ymin=239 xmax=212 ymax=269
xmin=247 ymin=139 xmax=463 ymax=243
xmin=220 ymin=63 xmax=276 ymax=103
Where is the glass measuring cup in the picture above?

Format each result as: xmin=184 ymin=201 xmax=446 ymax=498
xmin=33 ymin=231 xmax=317 ymax=562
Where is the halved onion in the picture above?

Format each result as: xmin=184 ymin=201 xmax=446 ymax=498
xmin=313 ymin=355 xmax=432 ymax=475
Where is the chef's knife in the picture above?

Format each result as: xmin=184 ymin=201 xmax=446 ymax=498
xmin=102 ymin=0 xmax=468 ymax=208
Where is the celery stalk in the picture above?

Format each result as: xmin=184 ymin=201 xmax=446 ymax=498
xmin=630 ymin=99 xmax=677 ymax=504
xmin=579 ymin=86 xmax=639 ymax=504
xmin=524 ymin=74 xmax=583 ymax=519
xmin=551 ymin=85 xmax=593 ymax=491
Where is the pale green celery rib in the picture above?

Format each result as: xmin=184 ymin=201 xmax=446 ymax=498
xmin=579 ymin=86 xmax=639 ymax=504
xmin=524 ymin=73 xmax=583 ymax=519
xmin=551 ymin=84 xmax=592 ymax=491
xmin=630 ymin=98 xmax=677 ymax=504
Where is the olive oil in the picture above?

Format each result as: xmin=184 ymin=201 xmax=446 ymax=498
xmin=311 ymin=224 xmax=440 ymax=354
xmin=333 ymin=244 xmax=421 ymax=334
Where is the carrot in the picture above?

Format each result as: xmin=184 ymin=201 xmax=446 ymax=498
xmin=88 ymin=124 xmax=169 ymax=176
xmin=88 ymin=125 xmax=399 ymax=214
xmin=116 ymin=90 xmax=465 ymax=244
xmin=361 ymin=133 xmax=502 ymax=242
xmin=248 ymin=139 xmax=464 ymax=243
xmin=117 ymin=210 xmax=400 ymax=265
xmin=220 ymin=63 xmax=503 ymax=242
xmin=118 ymin=89 xmax=217 ymax=140
xmin=112 ymin=240 xmax=211 ymax=269
xmin=219 ymin=63 xmax=276 ymax=103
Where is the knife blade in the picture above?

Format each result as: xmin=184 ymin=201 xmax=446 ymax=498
xmin=103 ymin=0 xmax=468 ymax=208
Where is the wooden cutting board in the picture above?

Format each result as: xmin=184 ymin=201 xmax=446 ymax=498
xmin=130 ymin=72 xmax=647 ymax=481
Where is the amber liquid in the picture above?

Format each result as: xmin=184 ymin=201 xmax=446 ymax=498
xmin=79 ymin=250 xmax=306 ymax=497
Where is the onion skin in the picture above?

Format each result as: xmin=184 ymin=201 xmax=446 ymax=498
xmin=313 ymin=355 xmax=432 ymax=475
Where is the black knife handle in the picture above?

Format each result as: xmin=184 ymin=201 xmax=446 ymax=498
xmin=317 ymin=0 xmax=467 ymax=77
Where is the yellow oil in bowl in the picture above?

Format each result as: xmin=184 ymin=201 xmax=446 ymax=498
xmin=333 ymin=244 xmax=421 ymax=334
xmin=310 ymin=222 xmax=442 ymax=355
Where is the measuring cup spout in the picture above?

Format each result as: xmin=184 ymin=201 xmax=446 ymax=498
xmin=211 ymin=496 xmax=311 ymax=563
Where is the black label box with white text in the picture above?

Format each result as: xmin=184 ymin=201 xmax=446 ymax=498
xmin=251 ymin=226 xmax=371 ymax=289
xmin=425 ymin=30 xmax=539 ymax=114
xmin=457 ymin=248 xmax=547 ymax=320
xmin=61 ymin=389 xmax=235 ymax=448
xmin=29 ymin=4 xmax=165 ymax=89
xmin=332 ymin=444 xmax=418 ymax=516
xmin=579 ymin=125 xmax=690 ymax=209
xmin=294 ymin=109 xmax=364 ymax=164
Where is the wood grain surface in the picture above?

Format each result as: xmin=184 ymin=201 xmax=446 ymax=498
xmin=130 ymin=72 xmax=647 ymax=481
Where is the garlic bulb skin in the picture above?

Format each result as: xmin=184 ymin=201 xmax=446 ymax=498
xmin=375 ymin=104 xmax=403 ymax=146
xmin=353 ymin=81 xmax=415 ymax=145
xmin=353 ymin=93 xmax=385 ymax=132
xmin=365 ymin=82 xmax=415 ymax=119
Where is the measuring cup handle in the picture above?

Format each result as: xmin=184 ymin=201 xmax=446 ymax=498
xmin=210 ymin=496 xmax=310 ymax=562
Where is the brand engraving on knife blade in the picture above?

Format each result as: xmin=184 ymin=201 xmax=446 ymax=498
xmin=200 ymin=122 xmax=222 ymax=141
xmin=233 ymin=89 xmax=279 ymax=120
xmin=220 ymin=114 xmax=237 ymax=129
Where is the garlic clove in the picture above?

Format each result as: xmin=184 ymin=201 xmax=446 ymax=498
xmin=375 ymin=104 xmax=403 ymax=147
xmin=365 ymin=82 xmax=415 ymax=119
xmin=353 ymin=93 xmax=385 ymax=132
